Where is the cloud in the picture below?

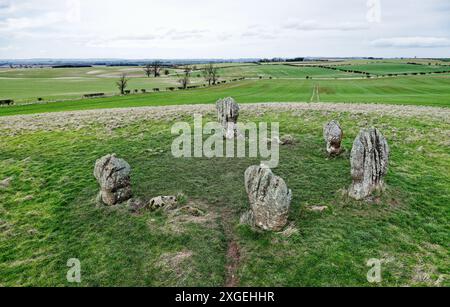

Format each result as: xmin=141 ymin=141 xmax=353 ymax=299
xmin=282 ymin=19 xmax=369 ymax=31
xmin=85 ymin=29 xmax=208 ymax=48
xmin=0 ymin=0 xmax=80 ymax=32
xmin=241 ymin=31 xmax=277 ymax=40
xmin=0 ymin=14 xmax=61 ymax=32
xmin=165 ymin=29 xmax=207 ymax=40
xmin=0 ymin=45 xmax=13 ymax=51
xmin=371 ymin=37 xmax=450 ymax=48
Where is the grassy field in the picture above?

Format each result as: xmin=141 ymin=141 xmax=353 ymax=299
xmin=336 ymin=63 xmax=450 ymax=75
xmin=217 ymin=64 xmax=357 ymax=79
xmin=0 ymin=66 xmax=191 ymax=102
xmin=1 ymin=75 xmax=450 ymax=117
xmin=0 ymin=63 xmax=372 ymax=103
xmin=2 ymin=61 xmax=450 ymax=104
xmin=0 ymin=107 xmax=448 ymax=286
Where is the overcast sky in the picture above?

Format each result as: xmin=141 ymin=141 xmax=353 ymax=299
xmin=0 ymin=0 xmax=449 ymax=59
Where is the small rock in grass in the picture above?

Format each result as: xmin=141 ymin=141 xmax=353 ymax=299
xmin=280 ymin=135 xmax=295 ymax=145
xmin=127 ymin=198 xmax=146 ymax=213
xmin=177 ymin=206 xmax=204 ymax=217
xmin=28 ymin=228 xmax=38 ymax=236
xmin=19 ymin=195 xmax=34 ymax=202
xmin=307 ymin=205 xmax=328 ymax=212
xmin=0 ymin=177 xmax=12 ymax=188
xmin=149 ymin=195 xmax=178 ymax=211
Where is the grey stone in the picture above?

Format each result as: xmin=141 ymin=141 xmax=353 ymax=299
xmin=323 ymin=120 xmax=343 ymax=155
xmin=94 ymin=154 xmax=132 ymax=206
xmin=0 ymin=177 xmax=12 ymax=188
xmin=239 ymin=210 xmax=255 ymax=227
xmin=280 ymin=135 xmax=295 ymax=145
xmin=149 ymin=195 xmax=178 ymax=211
xmin=307 ymin=205 xmax=328 ymax=212
xmin=349 ymin=128 xmax=389 ymax=200
xmin=127 ymin=198 xmax=146 ymax=213
xmin=216 ymin=97 xmax=240 ymax=139
xmin=244 ymin=165 xmax=292 ymax=231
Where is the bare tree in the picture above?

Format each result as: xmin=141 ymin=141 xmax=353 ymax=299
xmin=178 ymin=66 xmax=191 ymax=89
xmin=202 ymin=63 xmax=219 ymax=86
xmin=150 ymin=60 xmax=162 ymax=77
xmin=116 ymin=74 xmax=129 ymax=95
xmin=143 ymin=64 xmax=152 ymax=77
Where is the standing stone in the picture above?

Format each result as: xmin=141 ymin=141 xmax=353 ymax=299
xmin=216 ymin=97 xmax=240 ymax=139
xmin=94 ymin=154 xmax=132 ymax=206
xmin=349 ymin=128 xmax=389 ymax=200
xmin=323 ymin=120 xmax=343 ymax=156
xmin=243 ymin=165 xmax=292 ymax=231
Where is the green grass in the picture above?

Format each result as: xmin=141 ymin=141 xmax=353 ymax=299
xmin=0 ymin=66 xmax=201 ymax=103
xmin=0 ymin=64 xmax=358 ymax=103
xmin=1 ymin=75 xmax=450 ymax=117
xmin=337 ymin=63 xmax=450 ymax=75
xmin=217 ymin=64 xmax=357 ymax=78
xmin=2 ymin=61 xmax=450 ymax=105
xmin=1 ymin=111 xmax=448 ymax=286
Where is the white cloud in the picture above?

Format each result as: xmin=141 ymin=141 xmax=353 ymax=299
xmin=371 ymin=37 xmax=450 ymax=48
xmin=282 ymin=19 xmax=369 ymax=31
xmin=0 ymin=0 xmax=80 ymax=33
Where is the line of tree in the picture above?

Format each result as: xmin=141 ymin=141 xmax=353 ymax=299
xmin=143 ymin=61 xmax=163 ymax=78
xmin=202 ymin=63 xmax=219 ymax=86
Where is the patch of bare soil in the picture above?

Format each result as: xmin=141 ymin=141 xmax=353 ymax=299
xmin=1 ymin=102 xmax=449 ymax=135
xmin=220 ymin=207 xmax=241 ymax=287
xmin=225 ymin=240 xmax=240 ymax=287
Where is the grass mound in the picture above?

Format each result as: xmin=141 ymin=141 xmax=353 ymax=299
xmin=0 ymin=106 xmax=448 ymax=286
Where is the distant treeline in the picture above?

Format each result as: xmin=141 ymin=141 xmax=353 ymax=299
xmin=259 ymin=57 xmax=305 ymax=63
xmin=52 ymin=65 xmax=93 ymax=68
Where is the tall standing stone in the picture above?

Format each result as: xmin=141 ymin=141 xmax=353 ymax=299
xmin=323 ymin=120 xmax=343 ymax=156
xmin=216 ymin=97 xmax=240 ymax=139
xmin=243 ymin=165 xmax=292 ymax=231
xmin=349 ymin=128 xmax=389 ymax=200
xmin=94 ymin=154 xmax=132 ymax=206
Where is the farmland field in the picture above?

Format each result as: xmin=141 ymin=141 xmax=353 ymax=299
xmin=216 ymin=64 xmax=357 ymax=79
xmin=336 ymin=63 xmax=450 ymax=75
xmin=1 ymin=61 xmax=450 ymax=108
xmin=1 ymin=74 xmax=450 ymax=117
xmin=0 ymin=64 xmax=359 ymax=103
